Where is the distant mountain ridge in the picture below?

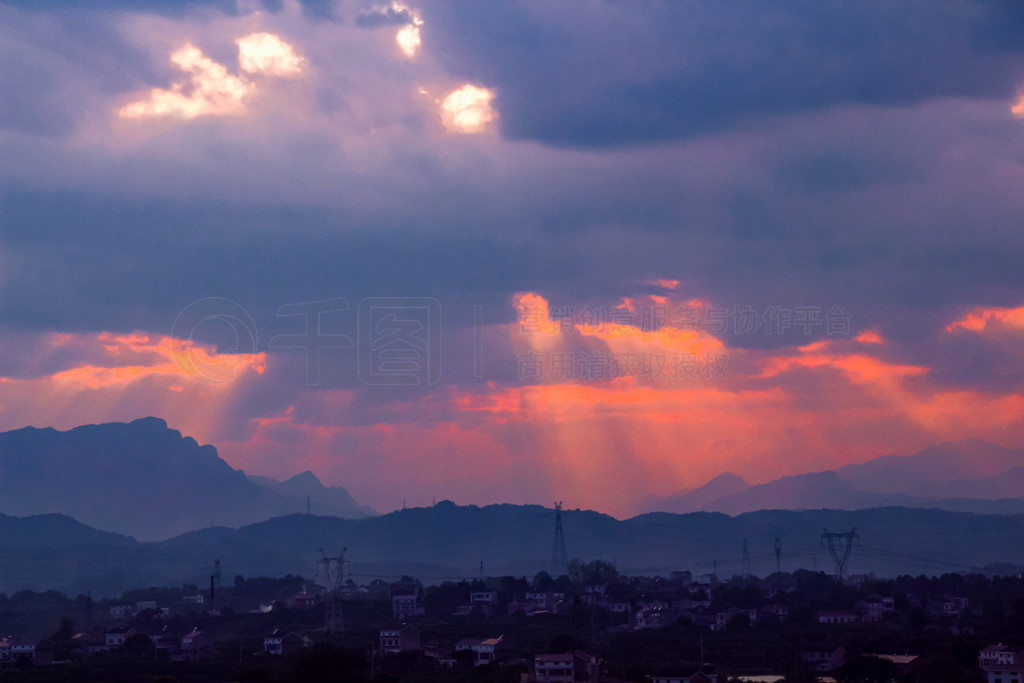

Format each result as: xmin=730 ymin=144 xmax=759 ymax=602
xmin=248 ymin=471 xmax=377 ymax=517
xmin=646 ymin=439 xmax=1024 ymax=515
xmin=2 ymin=502 xmax=1023 ymax=598
xmin=0 ymin=417 xmax=374 ymax=541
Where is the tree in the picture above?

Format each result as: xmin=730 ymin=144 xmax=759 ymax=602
xmin=125 ymin=632 xmax=155 ymax=659
xmin=836 ymin=655 xmax=900 ymax=683
xmin=533 ymin=571 xmax=555 ymax=591
xmin=908 ymin=606 xmax=927 ymax=631
xmin=52 ymin=617 xmax=75 ymax=641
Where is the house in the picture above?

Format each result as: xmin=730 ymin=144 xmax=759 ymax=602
xmin=534 ymin=651 xmax=603 ymax=683
xmin=759 ymin=603 xmax=788 ymax=621
xmin=817 ymin=609 xmax=859 ymax=624
xmin=979 ymin=644 xmax=1024 ymax=683
xmin=469 ymin=590 xmax=499 ymax=615
xmin=524 ymin=592 xmax=562 ymax=610
xmin=456 ymin=591 xmax=500 ymax=617
xmin=181 ymin=628 xmax=216 ymax=661
xmin=801 ymin=643 xmax=846 ymax=672
xmin=109 ymin=605 xmax=132 ymax=618
xmin=105 ymin=626 xmax=138 ymax=649
xmin=856 ymin=594 xmax=888 ymax=621
xmin=423 ymin=639 xmax=456 ymax=667
xmin=646 ymin=667 xmax=718 ymax=683
xmin=535 ymin=653 xmax=575 ymax=683
xmin=10 ymin=643 xmax=35 ymax=663
xmin=573 ymin=651 xmax=602 ymax=682
xmin=391 ymin=584 xmax=425 ymax=619
xmin=293 ymin=591 xmax=317 ymax=610
xmin=151 ymin=627 xmax=180 ymax=659
xmin=264 ymin=630 xmax=304 ymax=657
xmin=863 ymin=654 xmax=918 ymax=675
xmin=0 ymin=638 xmax=10 ymax=661
xmin=606 ymin=601 xmax=632 ymax=615
xmin=926 ymin=594 xmax=969 ymax=618
xmin=32 ymin=639 xmax=53 ymax=666
xmin=713 ymin=608 xmax=758 ymax=630
xmin=135 ymin=600 xmax=157 ymax=613
xmin=455 ymin=635 xmax=510 ymax=666
xmin=379 ymin=625 xmax=421 ymax=653
xmin=635 ymin=605 xmax=676 ymax=630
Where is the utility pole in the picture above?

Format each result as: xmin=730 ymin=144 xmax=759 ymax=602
xmin=551 ymin=502 xmax=569 ymax=577
xmin=319 ymin=547 xmax=348 ymax=636
xmin=774 ymin=537 xmax=782 ymax=574
xmin=821 ymin=528 xmax=859 ymax=579
xmin=742 ymin=539 xmax=751 ymax=579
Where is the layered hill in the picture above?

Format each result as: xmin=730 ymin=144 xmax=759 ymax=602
xmin=2 ymin=502 xmax=1022 ymax=598
xmin=0 ymin=417 xmax=373 ymax=541
xmin=646 ymin=440 xmax=1024 ymax=516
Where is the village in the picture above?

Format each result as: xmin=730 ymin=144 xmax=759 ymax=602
xmin=0 ymin=563 xmax=1022 ymax=682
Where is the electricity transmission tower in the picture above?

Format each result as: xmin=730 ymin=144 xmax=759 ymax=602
xmin=774 ymin=537 xmax=782 ymax=574
xmin=821 ymin=528 xmax=859 ymax=579
xmin=318 ymin=548 xmax=348 ymax=635
xmin=551 ymin=502 xmax=569 ymax=577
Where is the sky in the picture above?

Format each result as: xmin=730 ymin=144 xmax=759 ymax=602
xmin=2 ymin=0 xmax=1024 ymax=518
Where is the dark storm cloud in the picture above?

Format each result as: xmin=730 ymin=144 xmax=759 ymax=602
xmin=0 ymin=189 xmax=533 ymax=338
xmin=355 ymin=3 xmax=416 ymax=28
xmin=0 ymin=0 xmax=246 ymax=17
xmin=0 ymin=50 xmax=77 ymax=137
xmin=2 ymin=0 xmax=1023 ymax=383
xmin=425 ymin=1 xmax=1024 ymax=147
xmin=929 ymin=326 xmax=1024 ymax=394
xmin=0 ymin=5 xmax=165 ymax=136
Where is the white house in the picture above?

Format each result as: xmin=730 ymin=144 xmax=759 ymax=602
xmin=379 ymin=625 xmax=421 ymax=653
xmin=455 ymin=635 xmax=509 ymax=666
xmin=105 ymin=627 xmax=138 ymax=649
xmin=535 ymin=653 xmax=575 ymax=683
xmin=979 ymin=644 xmax=1024 ymax=683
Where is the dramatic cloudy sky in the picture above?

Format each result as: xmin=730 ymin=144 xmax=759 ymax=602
xmin=2 ymin=0 xmax=1024 ymax=517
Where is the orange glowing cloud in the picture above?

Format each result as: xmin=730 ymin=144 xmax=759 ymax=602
xmin=119 ymin=44 xmax=253 ymax=119
xmin=511 ymin=291 xmax=727 ymax=387
xmin=1013 ymin=93 xmax=1024 ymax=117
xmin=855 ymin=330 xmax=885 ymax=344
xmin=206 ymin=295 xmax=1024 ymax=517
xmin=440 ymin=84 xmax=497 ymax=133
xmin=0 ymin=331 xmax=265 ymax=445
xmin=396 ymin=24 xmax=422 ymax=58
xmin=119 ymin=33 xmax=305 ymax=120
xmin=946 ymin=305 xmax=1024 ymax=332
xmin=237 ymin=33 xmax=306 ymax=77
xmin=448 ymin=292 xmax=1024 ymax=513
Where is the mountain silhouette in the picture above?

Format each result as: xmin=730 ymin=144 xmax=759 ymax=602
xmin=645 ymin=440 xmax=1024 ymax=515
xmin=0 ymin=417 xmax=373 ymax=540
